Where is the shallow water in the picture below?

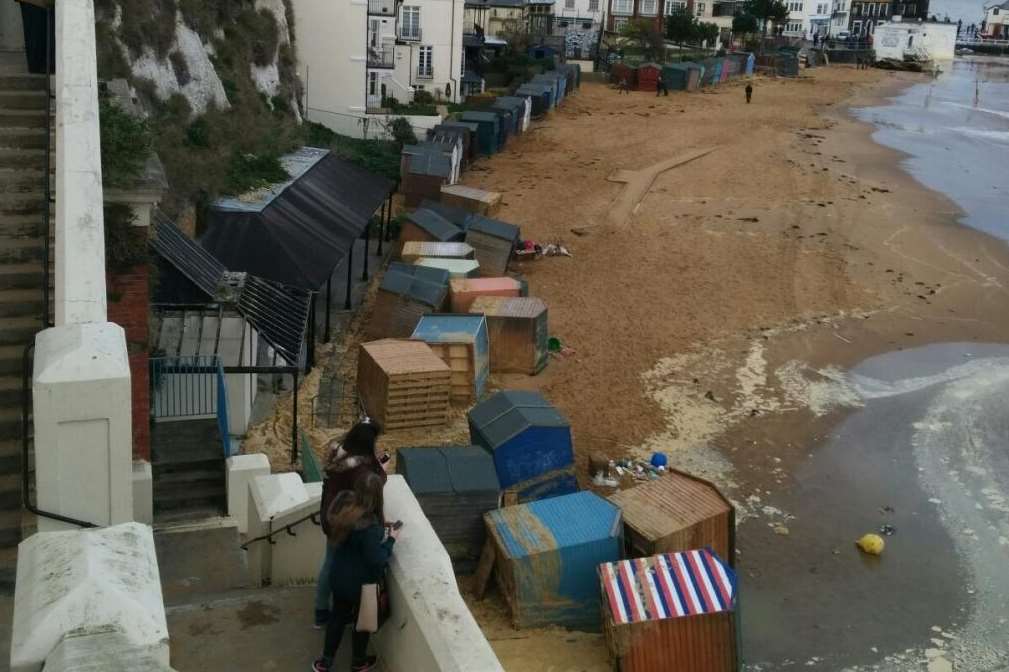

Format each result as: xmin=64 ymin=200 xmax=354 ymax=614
xmin=854 ymin=57 xmax=1009 ymax=242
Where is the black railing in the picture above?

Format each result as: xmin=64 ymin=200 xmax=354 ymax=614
xmin=43 ymin=4 xmax=53 ymax=329
xmin=368 ymin=0 xmax=397 ymax=14
xmin=367 ymin=47 xmax=396 ymax=68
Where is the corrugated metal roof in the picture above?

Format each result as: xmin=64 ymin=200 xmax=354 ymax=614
xmin=460 ymin=111 xmax=501 ymax=123
xmin=151 ymin=210 xmax=225 ymax=296
xmin=379 ymin=261 xmax=450 ymax=308
xmin=405 ymin=208 xmax=464 ymax=241
xmin=467 ymin=390 xmax=552 ymax=430
xmin=212 ymin=146 xmax=328 ymax=213
xmin=488 ymin=491 xmax=620 ymax=558
xmin=200 ymin=150 xmax=394 ymax=290
xmin=406 ymin=150 xmax=453 ymax=178
xmin=601 ymin=550 xmax=736 ymax=624
xmin=608 ymin=470 xmax=731 ymax=538
xmin=468 ymin=214 xmax=520 ymax=242
xmin=412 ymin=314 xmax=488 ymax=344
xmin=420 ymin=199 xmax=475 ymax=230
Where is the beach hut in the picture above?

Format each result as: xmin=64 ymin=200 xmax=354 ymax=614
xmin=399 ymin=208 xmax=464 ymax=250
xmin=467 ymin=390 xmax=576 ymax=501
xmin=532 ymin=73 xmax=563 ymax=105
xmin=400 ymin=146 xmax=455 ymax=207
xmin=440 ymin=184 xmax=503 ymax=217
xmin=419 ymin=198 xmax=474 ymax=231
xmin=411 ymin=314 xmax=490 ymax=402
xmin=449 ymin=277 xmax=522 ymax=313
xmin=436 ymin=121 xmax=480 ymax=163
xmin=775 ymin=51 xmax=799 ymax=77
xmin=662 ymin=64 xmax=699 ymax=91
xmin=494 ymin=96 xmax=531 ymax=133
xmin=700 ymin=58 xmax=723 ymax=86
xmin=608 ymin=469 xmax=735 ymax=564
xmin=400 ymin=241 xmax=475 ymax=265
xmin=357 ymin=339 xmax=451 ymax=430
xmin=600 ymin=549 xmax=738 ymax=672
xmin=485 ymin=491 xmax=622 ymax=629
xmin=488 ymin=107 xmax=513 ymax=148
xmin=610 ymin=63 xmax=637 ymax=89
xmin=466 ymin=215 xmax=520 ymax=276
xmin=459 ymin=111 xmax=501 ymax=155
xmin=469 ymin=296 xmax=548 ymax=375
xmin=515 ymin=83 xmax=552 ymax=116
xmin=396 ymin=445 xmax=500 ymax=571
xmin=368 ymin=262 xmax=449 ymax=339
xmin=635 ymin=63 xmax=662 ymax=92
xmin=414 ymin=257 xmax=480 ymax=278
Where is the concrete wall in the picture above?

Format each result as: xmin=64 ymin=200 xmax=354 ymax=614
xmin=11 ymin=523 xmax=170 ymax=672
xmin=0 ymin=0 xmax=25 ymax=51
xmin=307 ymin=107 xmax=443 ymax=140
xmin=296 ymin=0 xmax=369 ymax=120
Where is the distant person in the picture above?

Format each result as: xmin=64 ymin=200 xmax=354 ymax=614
xmin=618 ymin=77 xmax=630 ymax=94
xmin=312 ymin=472 xmax=400 ymax=672
xmin=745 ymin=83 xmax=753 ymax=104
xmin=315 ymin=420 xmax=387 ymax=629
xmin=656 ymin=73 xmax=668 ymax=97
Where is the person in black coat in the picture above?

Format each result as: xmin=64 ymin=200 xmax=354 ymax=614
xmin=312 ymin=472 xmax=399 ymax=672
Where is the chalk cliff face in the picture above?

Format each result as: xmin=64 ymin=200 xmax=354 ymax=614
xmin=95 ymin=0 xmax=301 ymax=120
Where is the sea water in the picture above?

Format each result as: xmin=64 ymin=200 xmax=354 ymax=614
xmin=854 ymin=57 xmax=1009 ymax=241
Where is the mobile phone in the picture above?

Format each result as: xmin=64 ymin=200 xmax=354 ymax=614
xmin=380 ymin=453 xmax=391 ymax=464
xmin=391 ymin=520 xmax=404 ymax=530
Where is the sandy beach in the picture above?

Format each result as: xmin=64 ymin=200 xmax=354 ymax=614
xmin=247 ymin=64 xmax=1009 ymax=670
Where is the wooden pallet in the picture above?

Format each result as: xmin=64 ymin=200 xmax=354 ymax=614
xmin=358 ymin=339 xmax=451 ymax=430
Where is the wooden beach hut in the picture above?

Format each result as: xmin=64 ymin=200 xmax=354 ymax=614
xmin=368 ymin=262 xmax=449 ymax=339
xmin=400 ymin=241 xmax=475 ymax=265
xmin=449 ymin=277 xmax=522 ymax=313
xmin=413 ymin=257 xmax=480 ymax=278
xmin=411 ymin=314 xmax=490 ymax=403
xmin=469 ymin=296 xmax=548 ymax=375
xmin=440 ymin=184 xmax=503 ymax=217
xmin=399 ymin=208 xmax=464 ymax=250
xmin=356 ymin=339 xmax=451 ymax=430
xmin=466 ymin=215 xmax=520 ymax=277
xmin=485 ymin=491 xmax=622 ymax=629
xmin=600 ymin=549 xmax=738 ymax=672
xmin=607 ymin=469 xmax=735 ymax=564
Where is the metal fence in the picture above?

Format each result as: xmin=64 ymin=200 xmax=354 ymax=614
xmin=150 ymin=355 xmax=231 ymax=456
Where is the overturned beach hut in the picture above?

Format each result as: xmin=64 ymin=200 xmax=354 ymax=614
xmin=420 ymin=198 xmax=475 ymax=230
xmin=600 ymin=549 xmax=739 ymax=672
xmin=486 ymin=491 xmax=622 ymax=629
xmin=608 ymin=469 xmax=735 ymax=564
xmin=440 ymin=184 xmax=503 ymax=217
xmin=468 ymin=390 xmax=576 ymax=501
xmin=449 ymin=277 xmax=522 ymax=313
xmin=396 ymin=445 xmax=500 ymax=571
xmin=411 ymin=314 xmax=490 ymax=402
xmin=357 ymin=339 xmax=451 ymax=430
xmin=414 ymin=257 xmax=480 ymax=278
xmin=399 ymin=208 xmax=464 ymax=250
xmin=469 ymin=296 xmax=548 ymax=375
xmin=367 ymin=262 xmax=449 ymax=339
xmin=466 ymin=215 xmax=520 ymax=276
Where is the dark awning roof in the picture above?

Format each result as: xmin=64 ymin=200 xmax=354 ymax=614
xmin=200 ymin=148 xmax=394 ymax=291
xmin=380 ymin=262 xmax=450 ymax=308
xmin=151 ymin=211 xmax=311 ymax=365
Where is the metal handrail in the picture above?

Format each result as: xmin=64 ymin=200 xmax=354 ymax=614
xmin=21 ymin=343 xmax=97 ymax=528
xmin=42 ymin=5 xmax=52 ymax=329
xmin=149 ymin=356 xmax=232 ymax=458
xmin=240 ymin=511 xmax=321 ymax=550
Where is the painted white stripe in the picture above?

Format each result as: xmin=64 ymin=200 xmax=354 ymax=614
xmin=620 ymin=560 xmax=646 ymax=622
xmin=604 ymin=563 xmax=629 ymax=624
xmin=642 ymin=561 xmax=668 ymax=619
xmin=658 ymin=554 xmax=687 ymax=617
xmin=690 ymin=550 xmax=722 ymax=610
xmin=675 ymin=553 xmax=703 ymax=614
xmin=712 ymin=554 xmax=734 ymax=603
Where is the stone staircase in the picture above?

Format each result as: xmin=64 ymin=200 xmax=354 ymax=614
xmin=0 ymin=53 xmax=49 ymax=593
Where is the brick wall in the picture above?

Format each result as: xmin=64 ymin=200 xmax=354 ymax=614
xmin=107 ymin=265 xmax=150 ymax=461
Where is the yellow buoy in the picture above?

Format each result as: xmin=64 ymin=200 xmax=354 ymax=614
xmin=856 ymin=533 xmax=885 ymax=556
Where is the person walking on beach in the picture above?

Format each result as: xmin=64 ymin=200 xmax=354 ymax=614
xmin=312 ymin=473 xmax=400 ymax=672
xmin=618 ymin=77 xmax=630 ymax=94
xmin=315 ymin=420 xmax=387 ymax=629
xmin=745 ymin=83 xmax=753 ymax=104
xmin=656 ymin=73 xmax=668 ymax=97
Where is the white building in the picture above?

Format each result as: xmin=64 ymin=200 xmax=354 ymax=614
xmin=982 ymin=0 xmax=1009 ymax=38
xmin=830 ymin=0 xmax=850 ymax=34
xmin=874 ymin=18 xmax=958 ymax=60
xmin=807 ymin=0 xmax=831 ymax=37
xmin=294 ymin=0 xmax=463 ymax=138
xmin=782 ymin=0 xmax=808 ymax=36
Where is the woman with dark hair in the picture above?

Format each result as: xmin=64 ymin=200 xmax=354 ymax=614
xmin=315 ymin=420 xmax=387 ymax=628
xmin=312 ymin=472 xmax=399 ymax=672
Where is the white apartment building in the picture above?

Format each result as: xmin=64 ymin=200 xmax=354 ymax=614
xmin=807 ymin=0 xmax=831 ymax=37
xmin=294 ymin=0 xmax=464 ymax=137
xmin=831 ymin=0 xmax=850 ymax=33
xmin=782 ymin=0 xmax=808 ymax=35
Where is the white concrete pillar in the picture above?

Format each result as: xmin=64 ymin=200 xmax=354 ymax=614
xmin=132 ymin=460 xmax=153 ymax=525
xmin=32 ymin=323 xmax=132 ymax=532
xmin=245 ymin=473 xmax=323 ymax=587
xmin=54 ymin=0 xmax=108 ymax=326
xmin=11 ymin=523 xmax=169 ymax=672
xmin=226 ymin=453 xmax=271 ymax=535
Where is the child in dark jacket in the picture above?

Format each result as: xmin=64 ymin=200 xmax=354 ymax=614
xmin=313 ymin=472 xmax=399 ymax=672
xmin=315 ymin=421 xmax=387 ymax=627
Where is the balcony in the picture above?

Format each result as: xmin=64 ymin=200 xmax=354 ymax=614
xmin=367 ymin=46 xmax=396 ymax=68
xmin=416 ymin=67 xmax=434 ymax=80
xmin=398 ymin=26 xmax=422 ymax=41
xmin=368 ymin=0 xmax=398 ymax=16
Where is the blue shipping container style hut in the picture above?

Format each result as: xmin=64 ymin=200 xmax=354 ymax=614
xmin=486 ymin=491 xmax=623 ymax=629
xmin=467 ymin=390 xmax=576 ymax=501
xmin=494 ymin=96 xmax=530 ymax=133
xmin=488 ymin=107 xmax=513 ymax=148
xmin=516 ymin=83 xmax=553 ymax=114
xmin=460 ymin=111 xmax=501 ymax=155
xmin=411 ymin=314 xmax=490 ymax=402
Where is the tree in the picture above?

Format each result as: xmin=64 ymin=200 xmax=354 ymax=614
xmin=744 ymin=0 xmax=789 ymax=37
xmin=621 ymin=18 xmax=666 ymax=61
xmin=665 ymin=6 xmax=698 ymax=44
xmin=732 ymin=13 xmax=759 ymax=36
xmin=697 ymin=22 xmax=720 ymax=47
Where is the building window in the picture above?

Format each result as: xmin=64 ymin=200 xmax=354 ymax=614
xmin=418 ymin=45 xmax=433 ymax=78
xmin=566 ymin=0 xmax=575 ymax=7
xmin=401 ymin=6 xmax=420 ymax=39
xmin=696 ymin=1 xmax=706 ymax=14
xmin=589 ymin=0 xmax=600 ymax=9
xmin=613 ymin=15 xmax=630 ymax=29
xmin=641 ymin=0 xmax=657 ymax=14
xmin=665 ymin=0 xmax=686 ymax=13
xmin=369 ymin=72 xmax=378 ymax=96
xmin=613 ymin=0 xmax=632 ymax=14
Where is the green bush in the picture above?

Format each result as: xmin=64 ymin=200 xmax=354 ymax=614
xmin=227 ymin=152 xmax=290 ymax=193
xmin=99 ymin=94 xmax=154 ymax=188
xmin=389 ymin=117 xmax=417 ymax=148
xmin=103 ymin=203 xmax=147 ymax=272
xmin=413 ymin=89 xmax=435 ymax=105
